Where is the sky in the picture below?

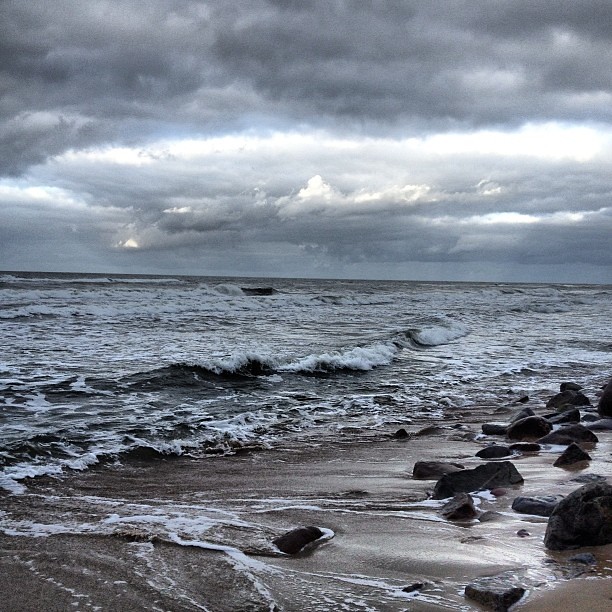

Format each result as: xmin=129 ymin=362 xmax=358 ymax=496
xmin=2 ymin=1 xmax=612 ymax=283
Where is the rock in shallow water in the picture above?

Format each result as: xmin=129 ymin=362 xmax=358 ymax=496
xmin=432 ymin=461 xmax=523 ymax=499
xmin=476 ymin=445 xmax=512 ymax=459
xmin=273 ymin=526 xmax=324 ymax=554
xmin=412 ymin=460 xmax=464 ymax=480
xmin=553 ymin=442 xmax=591 ymax=467
xmin=544 ymin=483 xmax=612 ymax=550
xmin=506 ymin=416 xmax=552 ymax=440
xmin=511 ymin=495 xmax=564 ymax=517
xmin=482 ymin=423 xmax=507 ymax=435
xmin=464 ymin=575 xmax=526 ymax=611
xmin=440 ymin=492 xmax=478 ymax=521
xmin=597 ymin=379 xmax=612 ymax=417
xmin=538 ymin=424 xmax=598 ymax=446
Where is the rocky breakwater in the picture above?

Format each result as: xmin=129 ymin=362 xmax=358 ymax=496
xmin=424 ymin=379 xmax=612 ymax=611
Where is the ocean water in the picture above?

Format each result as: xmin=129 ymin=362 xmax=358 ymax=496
xmin=1 ymin=271 xmax=611 ymax=494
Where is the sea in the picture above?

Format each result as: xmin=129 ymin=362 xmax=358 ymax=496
xmin=1 ymin=271 xmax=611 ymax=495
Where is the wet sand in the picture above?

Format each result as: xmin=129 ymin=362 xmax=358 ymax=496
xmin=1 ymin=406 xmax=611 ymax=611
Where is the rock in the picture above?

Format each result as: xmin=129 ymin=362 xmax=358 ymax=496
xmin=544 ymin=482 xmax=612 ymax=550
xmin=586 ymin=418 xmax=612 ymax=430
xmin=511 ymin=495 xmax=564 ymax=517
xmin=560 ymin=382 xmax=583 ymax=392
xmin=506 ymin=416 xmax=552 ymax=441
xmin=413 ymin=425 xmax=445 ymax=437
xmin=543 ymin=408 xmax=581 ymax=425
xmin=482 ymin=423 xmax=507 ymax=435
xmin=511 ymin=406 xmax=535 ymax=422
xmin=412 ymin=460 xmax=464 ymax=480
xmin=517 ymin=529 xmax=530 ymax=537
xmin=476 ymin=445 xmax=512 ymax=459
xmin=393 ymin=428 xmax=410 ymax=438
xmin=273 ymin=526 xmax=324 ymax=554
xmin=516 ymin=395 xmax=529 ymax=404
xmin=598 ymin=379 xmax=612 ymax=417
xmin=478 ymin=511 xmax=502 ymax=522
xmin=402 ymin=582 xmax=424 ymax=593
xmin=508 ymin=442 xmax=541 ymax=452
xmin=547 ymin=390 xmax=591 ymax=410
xmin=432 ymin=461 xmax=523 ymax=499
xmin=569 ymin=552 xmax=597 ymax=565
xmin=464 ymin=575 xmax=526 ymax=611
xmin=440 ymin=492 xmax=478 ymax=521
xmin=538 ymin=424 xmax=599 ymax=446
xmin=572 ymin=474 xmax=607 ymax=484
xmin=490 ymin=488 xmax=507 ymax=497
xmin=553 ymin=442 xmax=591 ymax=467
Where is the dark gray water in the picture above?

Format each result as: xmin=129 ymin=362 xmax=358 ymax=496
xmin=1 ymin=272 xmax=611 ymax=493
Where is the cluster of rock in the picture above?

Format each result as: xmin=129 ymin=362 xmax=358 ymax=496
xmin=412 ymin=379 xmax=612 ymax=610
xmin=271 ymin=380 xmax=612 ymax=610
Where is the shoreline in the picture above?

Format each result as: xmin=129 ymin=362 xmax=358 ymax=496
xmin=1 ymin=400 xmax=612 ymax=610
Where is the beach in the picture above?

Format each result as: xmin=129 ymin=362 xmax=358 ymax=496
xmin=2 ymin=401 xmax=611 ymax=611
xmin=2 ymin=274 xmax=612 ymax=609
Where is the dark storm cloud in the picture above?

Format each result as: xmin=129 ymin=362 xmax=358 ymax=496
xmin=2 ymin=1 xmax=612 ymax=282
xmin=3 ymin=0 xmax=612 ymax=176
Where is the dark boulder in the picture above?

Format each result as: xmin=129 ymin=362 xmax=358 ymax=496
xmin=543 ymin=408 xmax=581 ymax=425
xmin=464 ymin=575 xmax=525 ymax=611
xmin=586 ymin=418 xmax=612 ymax=431
xmin=538 ymin=424 xmax=598 ymax=446
xmin=569 ymin=553 xmax=597 ymax=565
xmin=560 ymin=382 xmax=583 ymax=392
xmin=546 ymin=389 xmax=591 ymax=411
xmin=511 ymin=495 xmax=564 ymax=517
xmin=508 ymin=442 xmax=541 ymax=452
xmin=506 ymin=416 xmax=552 ymax=441
xmin=572 ymin=473 xmax=607 ymax=484
xmin=553 ymin=442 xmax=591 ymax=467
xmin=476 ymin=445 xmax=512 ymax=459
xmin=440 ymin=492 xmax=478 ymax=521
xmin=544 ymin=482 xmax=612 ymax=550
xmin=598 ymin=380 xmax=612 ymax=417
xmin=511 ymin=406 xmax=535 ymax=423
xmin=432 ymin=461 xmax=523 ymax=499
xmin=273 ymin=526 xmax=324 ymax=554
xmin=393 ymin=428 xmax=410 ymax=438
xmin=482 ymin=423 xmax=507 ymax=435
xmin=412 ymin=460 xmax=464 ymax=480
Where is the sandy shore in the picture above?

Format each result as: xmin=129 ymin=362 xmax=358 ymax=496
xmin=1 ymin=404 xmax=611 ymax=611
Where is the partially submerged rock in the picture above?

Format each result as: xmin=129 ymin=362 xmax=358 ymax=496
xmin=476 ymin=445 xmax=512 ymax=459
xmin=538 ymin=424 xmax=598 ymax=446
xmin=432 ymin=461 xmax=523 ymax=499
xmin=464 ymin=574 xmax=526 ymax=611
xmin=544 ymin=482 xmax=612 ymax=550
xmin=412 ymin=460 xmax=464 ymax=480
xmin=546 ymin=389 xmax=591 ymax=410
xmin=597 ymin=379 xmax=612 ymax=417
xmin=482 ymin=423 xmax=507 ymax=435
xmin=506 ymin=416 xmax=552 ymax=441
xmin=440 ymin=492 xmax=478 ymax=521
xmin=543 ymin=407 xmax=581 ymax=425
xmin=553 ymin=442 xmax=591 ymax=467
xmin=508 ymin=442 xmax=541 ymax=452
xmin=273 ymin=526 xmax=324 ymax=554
xmin=511 ymin=495 xmax=564 ymax=517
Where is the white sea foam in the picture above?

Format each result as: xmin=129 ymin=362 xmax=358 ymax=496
xmin=283 ymin=342 xmax=399 ymax=373
xmin=411 ymin=322 xmax=469 ymax=346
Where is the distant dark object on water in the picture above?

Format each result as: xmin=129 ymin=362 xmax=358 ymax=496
xmin=241 ymin=287 xmax=276 ymax=296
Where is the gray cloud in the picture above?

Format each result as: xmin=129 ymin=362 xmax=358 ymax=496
xmin=2 ymin=1 xmax=612 ymax=281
